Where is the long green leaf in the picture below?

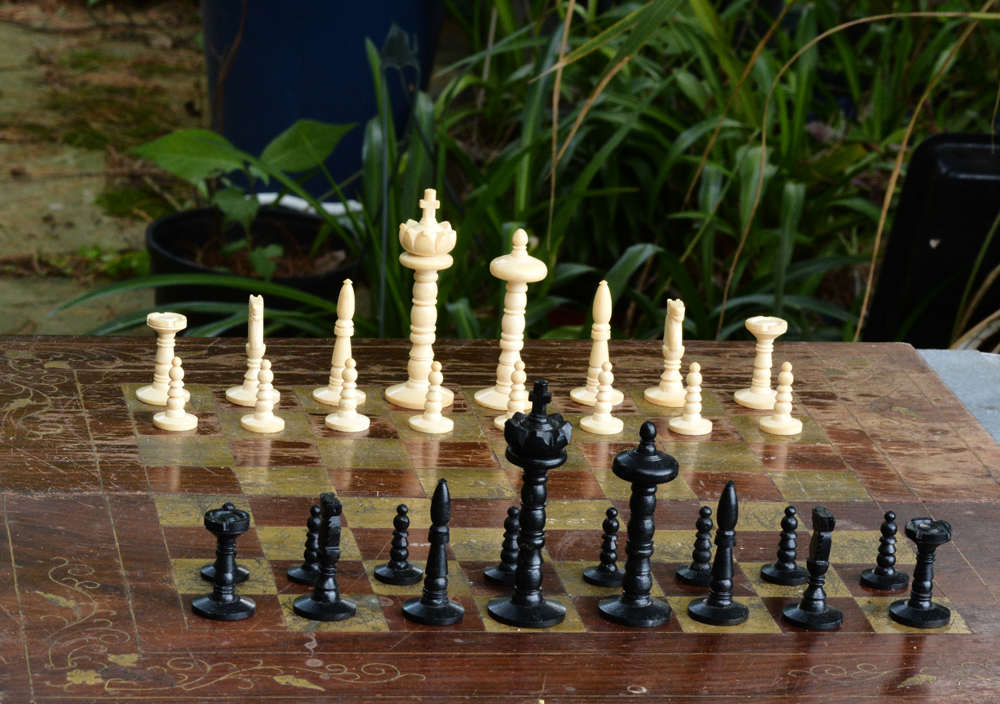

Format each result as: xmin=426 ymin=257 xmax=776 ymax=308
xmin=260 ymin=120 xmax=357 ymax=173
xmin=132 ymin=129 xmax=252 ymax=184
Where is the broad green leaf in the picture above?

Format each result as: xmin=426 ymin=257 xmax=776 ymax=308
xmin=604 ymin=243 xmax=662 ymax=304
xmin=132 ymin=129 xmax=250 ymax=184
xmin=247 ymin=244 xmax=284 ymax=282
xmin=774 ymin=182 xmax=805 ymax=316
xmin=213 ymin=187 xmax=259 ymax=235
xmin=446 ymin=299 xmax=482 ymax=339
xmin=551 ymin=262 xmax=596 ymax=289
xmin=260 ymin=120 xmax=356 ymax=173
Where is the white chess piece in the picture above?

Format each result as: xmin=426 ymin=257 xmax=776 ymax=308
xmin=153 ymin=357 xmax=198 ymax=431
xmin=325 ymin=358 xmax=370 ymax=432
xmin=759 ymin=362 xmax=803 ymax=435
xmin=385 ymin=189 xmax=457 ymax=410
xmin=580 ymin=362 xmax=624 ymax=435
xmin=734 ymin=316 xmax=787 ymax=410
xmin=571 ymin=281 xmax=624 ymax=407
xmin=495 ymin=359 xmax=528 ymax=430
xmin=241 ymin=359 xmax=284 ymax=433
xmin=475 ymin=229 xmax=548 ymax=410
xmin=228 ymin=295 xmax=280 ymax=407
xmin=314 ymin=279 xmax=366 ymax=406
xmin=137 ymin=312 xmax=189 ymax=406
xmin=644 ymin=299 xmax=686 ymax=407
xmin=668 ymin=362 xmax=713 ymax=436
xmin=408 ymin=361 xmax=454 ymax=434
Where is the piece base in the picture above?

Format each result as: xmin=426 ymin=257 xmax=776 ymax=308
xmin=153 ymin=412 xmax=198 ymax=431
xmin=483 ymin=565 xmax=517 ymax=587
xmin=494 ymin=414 xmax=516 ymax=431
xmin=782 ymin=603 xmax=844 ymax=631
xmin=687 ymin=597 xmax=750 ymax=626
xmin=137 ymin=384 xmax=188 ymax=406
xmin=760 ymin=564 xmax=809 ymax=586
xmin=474 ymin=386 xmax=510 ymax=411
xmin=292 ymin=594 xmax=357 ymax=622
xmin=598 ymin=596 xmax=672 ymax=628
xmin=888 ymin=599 xmax=951 ymax=629
xmin=240 ymin=414 xmax=285 ymax=434
xmin=407 ymin=414 xmax=454 ymax=434
xmin=200 ymin=563 xmax=250 ymax=585
xmin=675 ymin=565 xmax=712 ymax=587
xmin=227 ymin=386 xmax=280 ymax=407
xmin=580 ymin=415 xmax=624 ymax=435
xmin=487 ymin=595 xmax=566 ymax=628
xmin=325 ymin=413 xmax=370 ymax=433
xmin=569 ymin=386 xmax=624 ymax=407
xmin=668 ymin=416 xmax=713 ymax=436
xmin=759 ymin=416 xmax=803 ymax=436
xmin=285 ymin=564 xmax=320 ymax=586
xmin=192 ymin=594 xmax=256 ymax=621
xmin=734 ymin=387 xmax=776 ymax=410
xmin=643 ymin=386 xmax=685 ymax=408
xmin=401 ymin=598 xmax=465 ymax=626
xmin=860 ymin=568 xmax=910 ymax=592
xmin=313 ymin=385 xmax=366 ymax=407
xmin=385 ymin=382 xmax=454 ymax=410
xmin=582 ymin=566 xmax=623 ymax=588
xmin=374 ymin=564 xmax=423 ymax=586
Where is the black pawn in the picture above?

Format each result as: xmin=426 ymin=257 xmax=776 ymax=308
xmin=688 ymin=481 xmax=749 ymax=626
xmin=200 ymin=501 xmax=250 ymax=585
xmin=782 ymin=506 xmax=843 ymax=630
xmin=402 ymin=479 xmax=465 ymax=626
xmin=889 ymin=518 xmax=952 ymax=629
xmin=293 ymin=493 xmax=357 ymax=621
xmin=583 ymin=507 xmax=622 ymax=588
xmin=761 ymin=506 xmax=809 ymax=586
xmin=860 ymin=511 xmax=910 ymax=591
xmin=192 ymin=502 xmax=256 ymax=621
xmin=676 ymin=506 xmax=714 ymax=587
xmin=375 ymin=504 xmax=423 ymax=586
xmin=487 ymin=380 xmax=572 ymax=628
xmin=287 ymin=505 xmax=322 ymax=586
xmin=598 ymin=421 xmax=679 ymax=627
xmin=484 ymin=506 xmax=520 ymax=586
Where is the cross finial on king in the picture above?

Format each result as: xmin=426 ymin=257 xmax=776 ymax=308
xmin=419 ymin=188 xmax=441 ymax=225
xmin=529 ymin=379 xmax=552 ymax=416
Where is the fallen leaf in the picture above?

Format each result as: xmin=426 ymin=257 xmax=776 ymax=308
xmin=35 ymin=591 xmax=75 ymax=609
xmin=273 ymin=675 xmax=324 ymax=691
xmin=897 ymin=674 xmax=937 ymax=688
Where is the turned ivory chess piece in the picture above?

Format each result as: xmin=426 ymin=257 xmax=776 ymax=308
xmin=325 ymin=358 xmax=370 ymax=432
xmin=645 ymin=299 xmax=686 ymax=407
xmin=409 ymin=361 xmax=453 ymax=434
xmin=759 ymin=362 xmax=802 ymax=435
xmin=571 ymin=281 xmax=624 ymax=407
xmin=137 ymin=312 xmax=189 ymax=406
xmin=153 ymin=357 xmax=198 ymax=431
xmin=314 ymin=279 xmax=366 ymax=406
xmin=385 ymin=189 xmax=456 ymax=410
xmin=240 ymin=359 xmax=284 ymax=433
xmin=475 ymin=228 xmax=548 ymax=410
xmin=734 ymin=316 xmax=787 ymax=410
xmin=580 ymin=362 xmax=623 ymax=435
xmin=668 ymin=362 xmax=713 ymax=436
xmin=228 ymin=295 xmax=279 ymax=407
xmin=495 ymin=359 xmax=528 ymax=430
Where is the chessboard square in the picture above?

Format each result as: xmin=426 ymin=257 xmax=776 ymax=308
xmin=730 ymin=415 xmax=830 ymax=445
xmin=748 ymin=443 xmax=849 ymax=471
xmin=329 ymin=468 xmax=426 ymax=497
xmin=279 ymin=593 xmax=390 ymax=633
xmin=172 ymin=557 xmax=276 ymax=595
xmin=228 ymin=439 xmax=323 ymax=467
xmin=317 ymin=438 xmax=410 ymax=469
xmin=293 ymin=386 xmax=390 ymax=415
xmin=768 ymin=470 xmax=871 ymax=502
xmin=652 ymin=530 xmax=705 ymax=562
xmin=573 ymin=595 xmax=685 ymax=633
xmin=741 ymin=562 xmax=852 ymax=598
xmin=669 ymin=596 xmax=782 ymax=634
xmin=737 ymin=502 xmax=791 ymax=531
xmin=649 ymin=415 xmax=743 ymax=443
xmin=473 ymin=594 xmax=586 ymax=633
xmin=830 ymin=531 xmax=916 ymax=565
xmin=234 ymin=466 xmax=334 ymax=496
xmin=631 ymin=387 xmax=724 ymax=418
xmin=147 ymin=466 xmax=242 ymax=494
xmin=514 ymin=470 xmax=606 ymax=501
xmin=392 ymin=413 xmax=486 ymax=441
xmin=340 ymin=496 xmax=432 ymax=529
xmin=362 ymin=560 xmax=471 ymax=596
xmin=154 ymin=494 xmax=254 ymax=527
xmin=465 ymin=387 xmax=562 ymax=416
xmin=413 ymin=468 xmax=515 ymax=499
xmin=256 ymin=526 xmax=362 ymax=561
xmin=857 ymin=596 xmax=970 ymax=634
xmin=217 ymin=408 xmax=314 ymax=440
xmin=449 ymin=528 xmax=507 ymax=561
xmin=546 ymin=500 xmax=623 ymax=530
xmin=576 ymin=442 xmax=633 ymax=473
xmin=660 ymin=442 xmax=764 ymax=473
xmin=681 ymin=470 xmax=782 ymax=502
xmin=592 ymin=470 xmax=696 ymax=501
xmin=123 ymin=383 xmax=214 ymax=413
xmin=307 ymin=413 xmax=398 ymax=440
xmin=552 ymin=560 xmax=664 ymax=598
xmin=404 ymin=440 xmax=498 ymax=469
xmin=563 ymin=414 xmax=645 ymax=442
xmin=182 ymin=593 xmax=287 ymax=631
xmin=762 ymin=597 xmax=875 ymax=634
xmin=137 ymin=436 xmax=235 ymax=467
xmin=133 ymin=410 xmax=223 ymax=438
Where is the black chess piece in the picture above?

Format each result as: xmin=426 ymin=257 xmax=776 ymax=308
xmin=761 ymin=506 xmax=809 ymax=586
xmin=687 ymin=481 xmax=749 ymax=626
xmin=598 ymin=422 xmax=678 ymax=627
xmin=293 ymin=493 xmax=357 ymax=622
xmin=287 ymin=504 xmax=322 ymax=586
xmin=889 ymin=518 xmax=952 ymax=629
xmin=583 ymin=507 xmax=623 ymax=588
xmin=484 ymin=506 xmax=520 ymax=586
xmin=192 ymin=502 xmax=256 ymax=621
xmin=782 ymin=506 xmax=843 ymax=630
xmin=676 ymin=506 xmax=714 ymax=587
xmin=402 ymin=479 xmax=465 ymax=626
xmin=374 ymin=504 xmax=424 ymax=586
xmin=860 ymin=510 xmax=910 ymax=591
xmin=487 ymin=380 xmax=572 ymax=629
xmin=200 ymin=501 xmax=250 ymax=585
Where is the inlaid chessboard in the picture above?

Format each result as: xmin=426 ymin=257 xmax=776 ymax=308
xmin=2 ymin=337 xmax=999 ymax=703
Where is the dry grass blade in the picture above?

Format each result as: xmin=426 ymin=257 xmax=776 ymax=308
xmin=555 ymin=57 xmax=631 ymax=165
xmin=956 ymin=259 xmax=1000 ymax=339
xmin=548 ymin=0 xmax=577 ymax=244
xmin=952 ymin=305 xmax=1000 ymax=349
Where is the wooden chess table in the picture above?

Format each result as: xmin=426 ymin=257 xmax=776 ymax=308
xmin=1 ymin=335 xmax=998 ymax=703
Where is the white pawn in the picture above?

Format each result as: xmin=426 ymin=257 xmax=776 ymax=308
xmin=153 ymin=357 xmax=198 ymax=431
xmin=495 ymin=360 xmax=528 ymax=430
xmin=409 ymin=361 xmax=454 ymax=434
xmin=760 ymin=362 xmax=803 ymax=435
xmin=325 ymin=358 xmax=370 ymax=433
xmin=241 ymin=359 xmax=284 ymax=433
xmin=668 ymin=362 xmax=713 ymax=436
xmin=580 ymin=362 xmax=624 ymax=435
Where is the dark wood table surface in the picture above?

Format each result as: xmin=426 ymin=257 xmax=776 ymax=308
xmin=1 ymin=335 xmax=999 ymax=703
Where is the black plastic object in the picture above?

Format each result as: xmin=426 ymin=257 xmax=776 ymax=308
xmin=583 ymin=507 xmax=623 ymax=588
xmin=688 ymin=482 xmax=749 ymax=626
xmin=782 ymin=506 xmax=843 ymax=631
xmin=761 ymin=506 xmax=808 ymax=586
xmin=286 ymin=505 xmax=322 ymax=586
xmin=676 ymin=506 xmax=714 ymax=587
xmin=192 ymin=502 xmax=256 ymax=621
xmin=889 ymin=518 xmax=952 ymax=629
xmin=866 ymin=133 xmax=1000 ymax=347
xmin=402 ymin=480 xmax=465 ymax=626
xmin=375 ymin=504 xmax=424 ymax=586
xmin=598 ymin=422 xmax=678 ymax=627
xmin=484 ymin=506 xmax=520 ymax=587
xmin=293 ymin=493 xmax=356 ymax=622
xmin=860 ymin=511 xmax=910 ymax=592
